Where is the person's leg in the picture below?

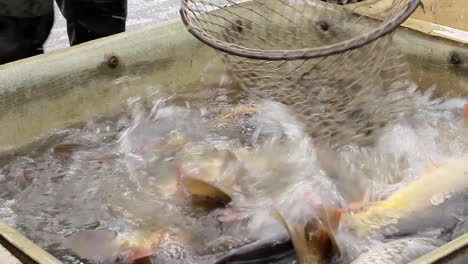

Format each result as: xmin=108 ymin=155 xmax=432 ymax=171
xmin=0 ymin=1 xmax=54 ymax=64
xmin=55 ymin=0 xmax=127 ymax=46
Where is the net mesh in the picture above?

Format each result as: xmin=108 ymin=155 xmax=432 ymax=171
xmin=180 ymin=0 xmax=421 ymax=149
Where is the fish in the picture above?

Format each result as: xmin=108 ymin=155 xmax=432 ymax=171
xmin=175 ymin=151 xmax=242 ymax=211
xmin=150 ymin=149 xmax=243 ymax=212
xmin=350 ymin=237 xmax=445 ymax=264
xmin=63 ymin=229 xmax=172 ymax=263
xmin=174 ymin=137 xmax=307 ymax=202
xmin=174 ymin=145 xmax=297 ymax=218
xmin=336 ymin=155 xmax=468 ymax=239
xmin=174 ymin=146 xmax=275 ymax=200
xmin=178 ymin=174 xmax=233 ymax=212
xmin=173 ymin=147 xmax=332 ymax=262
xmin=175 ymin=143 xmax=344 ymax=263
xmin=212 ymin=237 xmax=295 ymax=264
xmin=52 ymin=143 xmax=92 ymax=155
xmin=271 ymin=209 xmax=328 ymax=264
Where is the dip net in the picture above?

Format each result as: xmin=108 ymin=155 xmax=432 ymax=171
xmin=180 ymin=0 xmax=421 ymax=148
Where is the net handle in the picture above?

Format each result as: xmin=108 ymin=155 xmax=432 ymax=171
xmin=180 ymin=0 xmax=421 ymax=60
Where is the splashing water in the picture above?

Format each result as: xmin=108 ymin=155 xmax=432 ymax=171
xmin=0 ymin=83 xmax=467 ymax=263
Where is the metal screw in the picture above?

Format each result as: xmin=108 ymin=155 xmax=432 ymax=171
xmin=450 ymin=52 xmax=462 ymax=65
xmin=107 ymin=55 xmax=119 ymax=68
xmin=318 ymin=21 xmax=329 ymax=32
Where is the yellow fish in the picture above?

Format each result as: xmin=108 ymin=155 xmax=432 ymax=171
xmin=175 ymin=144 xmax=291 ymax=202
xmin=338 ymin=154 xmax=468 ymax=237
xmin=174 ymin=151 xmax=244 ymax=212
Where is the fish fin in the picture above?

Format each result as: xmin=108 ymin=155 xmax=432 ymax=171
xmin=421 ymin=147 xmax=437 ymax=173
xmin=222 ymin=151 xmax=238 ymax=169
xmin=222 ymin=150 xmax=250 ymax=196
xmin=183 ymin=176 xmax=232 ymax=205
xmin=362 ymin=189 xmax=371 ymax=204
xmin=304 ymin=193 xmax=338 ymax=229
xmin=303 ymin=193 xmax=340 ymax=257
xmin=221 ymin=150 xmax=240 ymax=171
xmin=425 ymin=154 xmax=437 ymax=172
xmin=316 ymin=205 xmax=341 ymax=257
xmin=221 ymin=151 xmax=244 ymax=181
xmin=271 ymin=209 xmax=319 ymax=264
xmin=177 ymin=166 xmax=228 ymax=195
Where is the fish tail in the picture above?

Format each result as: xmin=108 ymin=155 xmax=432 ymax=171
xmin=304 ymin=192 xmax=341 ymax=255
xmin=271 ymin=209 xmax=320 ymax=264
xmin=316 ymin=205 xmax=342 ymax=256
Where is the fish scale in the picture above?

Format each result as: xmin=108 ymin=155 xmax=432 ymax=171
xmin=350 ymin=238 xmax=445 ymax=264
xmin=338 ymin=157 xmax=468 ymax=240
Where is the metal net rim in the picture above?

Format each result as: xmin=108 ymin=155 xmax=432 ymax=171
xmin=180 ymin=0 xmax=421 ymax=60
